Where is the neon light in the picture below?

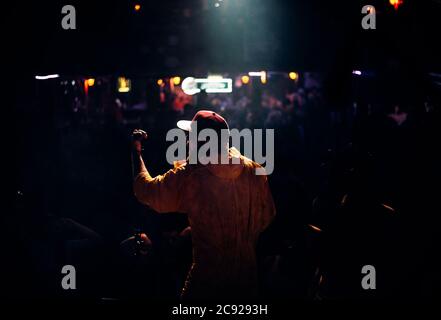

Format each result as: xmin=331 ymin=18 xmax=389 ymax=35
xmin=182 ymin=77 xmax=232 ymax=95
xmin=248 ymin=71 xmax=264 ymax=77
xmin=35 ymin=74 xmax=60 ymax=80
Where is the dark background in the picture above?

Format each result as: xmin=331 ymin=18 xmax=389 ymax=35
xmin=8 ymin=0 xmax=441 ymax=74
xmin=6 ymin=0 xmax=441 ymax=302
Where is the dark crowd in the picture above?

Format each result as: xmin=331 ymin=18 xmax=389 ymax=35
xmin=10 ymin=68 xmax=441 ymax=301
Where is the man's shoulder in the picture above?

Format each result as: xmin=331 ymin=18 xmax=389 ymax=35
xmin=241 ymin=155 xmax=263 ymax=172
xmin=170 ymin=149 xmax=267 ymax=177
xmin=229 ymin=147 xmax=267 ymax=177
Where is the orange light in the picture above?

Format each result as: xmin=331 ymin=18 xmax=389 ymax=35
xmin=173 ymin=76 xmax=181 ymax=85
xmin=134 ymin=4 xmax=141 ymax=11
xmin=118 ymin=77 xmax=131 ymax=93
xmin=241 ymin=75 xmax=250 ymax=84
xmin=87 ymin=78 xmax=95 ymax=87
xmin=308 ymin=224 xmax=323 ymax=233
xmin=84 ymin=80 xmax=89 ymax=95
xmin=289 ymin=72 xmax=298 ymax=80
xmin=389 ymin=0 xmax=403 ymax=10
xmin=169 ymin=78 xmax=175 ymax=91
xmin=157 ymin=79 xmax=164 ymax=86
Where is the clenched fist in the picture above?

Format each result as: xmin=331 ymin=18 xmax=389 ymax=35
xmin=131 ymin=129 xmax=148 ymax=153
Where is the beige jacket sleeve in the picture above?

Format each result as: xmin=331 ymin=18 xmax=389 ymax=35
xmin=133 ymin=165 xmax=187 ymax=213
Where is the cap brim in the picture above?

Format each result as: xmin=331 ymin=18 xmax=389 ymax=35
xmin=177 ymin=120 xmax=192 ymax=131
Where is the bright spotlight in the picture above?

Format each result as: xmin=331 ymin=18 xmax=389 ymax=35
xmin=289 ymin=72 xmax=298 ymax=80
xmin=118 ymin=77 xmax=131 ymax=93
xmin=173 ymin=76 xmax=181 ymax=85
xmin=241 ymin=75 xmax=250 ymax=84
xmin=260 ymin=71 xmax=267 ymax=84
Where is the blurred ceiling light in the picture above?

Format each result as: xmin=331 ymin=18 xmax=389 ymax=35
xmin=260 ymin=71 xmax=267 ymax=84
xmin=87 ymin=78 xmax=95 ymax=86
xmin=289 ymin=72 xmax=298 ymax=80
xmin=352 ymin=70 xmax=362 ymax=75
xmin=134 ymin=4 xmax=141 ymax=12
xmin=35 ymin=74 xmax=60 ymax=80
xmin=173 ymin=76 xmax=181 ymax=85
xmin=248 ymin=71 xmax=264 ymax=77
xmin=241 ymin=75 xmax=250 ymax=84
xmin=214 ymin=2 xmax=220 ymax=8
xmin=118 ymin=77 xmax=131 ymax=93
xmin=157 ymin=79 xmax=164 ymax=86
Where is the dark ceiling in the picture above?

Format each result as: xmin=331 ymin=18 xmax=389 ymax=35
xmin=8 ymin=0 xmax=441 ymax=77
